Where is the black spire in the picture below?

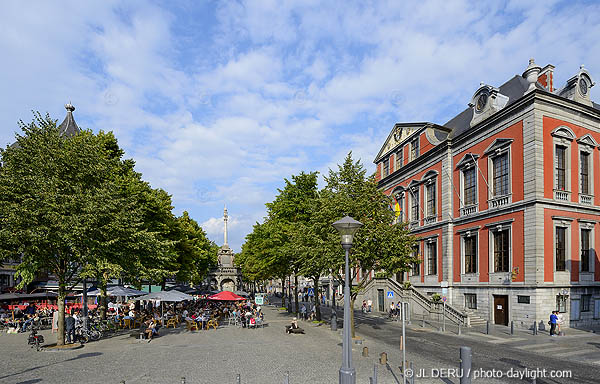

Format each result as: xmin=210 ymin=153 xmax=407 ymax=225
xmin=57 ymin=102 xmax=80 ymax=137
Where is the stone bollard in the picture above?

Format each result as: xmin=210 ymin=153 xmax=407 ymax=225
xmin=283 ymin=371 xmax=289 ymax=384
xmin=511 ymin=321 xmax=514 ymax=335
xmin=181 ymin=377 xmax=186 ymax=384
xmin=236 ymin=374 xmax=241 ymax=384
xmin=330 ymin=311 xmax=337 ymax=331
xmin=458 ymin=323 xmax=462 ymax=335
xmin=379 ymin=351 xmax=387 ymax=365
xmin=362 ymin=346 xmax=369 ymax=357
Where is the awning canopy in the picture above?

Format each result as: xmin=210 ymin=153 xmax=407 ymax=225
xmin=135 ymin=290 xmax=193 ymax=302
xmin=207 ymin=291 xmax=245 ymax=301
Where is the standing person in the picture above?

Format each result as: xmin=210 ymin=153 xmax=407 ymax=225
xmin=65 ymin=312 xmax=76 ymax=344
xmin=362 ymin=300 xmax=367 ymax=313
xmin=389 ymin=302 xmax=395 ymax=318
xmin=557 ymin=311 xmax=564 ymax=336
xmin=300 ymin=304 xmax=307 ymax=320
xmin=549 ymin=311 xmax=558 ymax=336
xmin=367 ymin=299 xmax=373 ymax=313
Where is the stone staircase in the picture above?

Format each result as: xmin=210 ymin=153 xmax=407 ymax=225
xmin=464 ymin=310 xmax=488 ymax=326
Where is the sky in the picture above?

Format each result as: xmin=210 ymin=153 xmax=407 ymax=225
xmin=1 ymin=0 xmax=600 ymax=252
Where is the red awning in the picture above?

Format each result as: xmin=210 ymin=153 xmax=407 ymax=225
xmin=207 ymin=291 xmax=246 ymax=301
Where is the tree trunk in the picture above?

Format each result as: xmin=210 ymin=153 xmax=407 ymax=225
xmin=57 ymin=285 xmax=66 ymax=346
xmin=99 ymin=279 xmax=108 ymax=321
xmin=294 ymin=273 xmax=299 ymax=315
xmin=313 ymin=276 xmax=321 ymax=321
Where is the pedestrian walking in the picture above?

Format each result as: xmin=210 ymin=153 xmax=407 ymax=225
xmin=65 ymin=311 xmax=75 ymax=344
xmin=549 ymin=311 xmax=558 ymax=336
xmin=367 ymin=299 xmax=372 ymax=313
xmin=362 ymin=300 xmax=367 ymax=313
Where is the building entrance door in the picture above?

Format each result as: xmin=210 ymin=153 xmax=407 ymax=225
xmin=378 ymin=289 xmax=385 ymax=312
xmin=493 ymin=295 xmax=508 ymax=326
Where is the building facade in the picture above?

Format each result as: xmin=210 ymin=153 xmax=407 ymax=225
xmin=373 ymin=60 xmax=600 ymax=329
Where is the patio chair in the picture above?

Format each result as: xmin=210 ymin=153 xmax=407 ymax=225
xmin=186 ymin=320 xmax=199 ymax=331
xmin=207 ymin=319 xmax=218 ymax=330
xmin=166 ymin=318 xmax=178 ymax=328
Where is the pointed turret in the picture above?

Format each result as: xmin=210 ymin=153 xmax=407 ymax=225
xmin=57 ymin=102 xmax=80 ymax=137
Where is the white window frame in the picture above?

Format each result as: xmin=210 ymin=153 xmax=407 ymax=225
xmin=408 ymin=186 xmax=420 ymax=225
xmin=410 ymin=137 xmax=419 ymax=161
xmin=461 ymin=231 xmax=478 ymax=275
xmin=425 ymin=238 xmax=437 ymax=276
xmin=579 ymin=221 xmax=595 ymax=276
xmin=551 ymin=126 xmax=575 ymax=201
xmin=552 ymin=218 xmax=572 ymax=279
xmin=488 ymin=223 xmax=512 ymax=277
xmin=396 ymin=148 xmax=403 ymax=169
xmin=456 ymin=154 xmax=479 ymax=216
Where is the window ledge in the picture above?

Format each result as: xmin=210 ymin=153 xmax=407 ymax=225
xmin=579 ymin=193 xmax=593 ymax=205
xmin=554 ymin=189 xmax=571 ymax=202
xmin=460 ymin=204 xmax=478 ymax=216
xmin=424 ymin=216 xmax=437 ymax=225
xmin=488 ymin=194 xmax=511 ymax=209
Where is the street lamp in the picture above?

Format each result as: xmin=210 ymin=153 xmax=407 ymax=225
xmin=332 ymin=215 xmax=363 ymax=384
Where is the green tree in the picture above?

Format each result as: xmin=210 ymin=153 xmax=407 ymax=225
xmin=313 ymin=152 xmax=417 ymax=336
xmin=0 ymin=113 xmax=163 ymax=345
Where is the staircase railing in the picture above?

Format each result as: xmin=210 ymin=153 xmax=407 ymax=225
xmin=381 ymin=278 xmax=470 ymax=326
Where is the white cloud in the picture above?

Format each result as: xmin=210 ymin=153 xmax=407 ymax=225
xmin=1 ymin=0 xmax=600 ymax=252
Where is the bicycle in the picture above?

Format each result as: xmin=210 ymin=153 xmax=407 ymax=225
xmin=27 ymin=327 xmax=45 ymax=351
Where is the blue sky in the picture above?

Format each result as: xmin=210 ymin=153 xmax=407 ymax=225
xmin=1 ymin=0 xmax=600 ymax=252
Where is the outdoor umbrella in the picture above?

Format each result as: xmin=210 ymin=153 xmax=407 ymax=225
xmin=80 ymin=286 xmax=145 ymax=297
xmin=207 ymin=291 xmax=245 ymax=301
xmin=234 ymin=290 xmax=249 ymax=297
xmin=136 ymin=290 xmax=193 ymax=302
xmin=0 ymin=293 xmax=22 ymax=301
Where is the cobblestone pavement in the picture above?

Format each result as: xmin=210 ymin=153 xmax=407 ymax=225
xmin=0 ymin=306 xmax=421 ymax=384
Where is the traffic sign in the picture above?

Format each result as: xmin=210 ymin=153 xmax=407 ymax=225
xmin=255 ymin=295 xmax=264 ymax=305
xmin=307 ymin=288 xmax=314 ymax=296
xmin=387 ymin=291 xmax=394 ymax=298
xmin=442 ymin=296 xmax=447 ymax=302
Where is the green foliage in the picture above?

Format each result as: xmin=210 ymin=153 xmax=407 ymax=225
xmin=431 ymin=293 xmax=442 ymax=302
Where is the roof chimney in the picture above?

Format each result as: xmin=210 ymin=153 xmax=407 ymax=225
xmin=538 ymin=64 xmax=555 ymax=92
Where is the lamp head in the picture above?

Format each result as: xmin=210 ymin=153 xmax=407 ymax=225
xmin=332 ymin=215 xmax=363 ymax=245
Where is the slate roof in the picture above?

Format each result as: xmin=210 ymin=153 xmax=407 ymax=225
xmin=57 ymin=103 xmax=80 ymax=137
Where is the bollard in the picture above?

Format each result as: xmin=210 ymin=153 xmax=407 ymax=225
xmin=283 ymin=371 xmax=289 ymax=384
xmin=362 ymin=346 xmax=369 ymax=357
xmin=458 ymin=323 xmax=462 ymax=335
xmin=399 ymin=335 xmax=403 ymax=351
xmin=371 ymin=363 xmax=378 ymax=384
xmin=236 ymin=374 xmax=241 ymax=384
xmin=181 ymin=377 xmax=186 ymax=384
xmin=330 ymin=311 xmax=337 ymax=331
xmin=379 ymin=351 xmax=387 ymax=365
xmin=459 ymin=346 xmax=472 ymax=384
xmin=533 ymin=321 xmax=537 ymax=335
xmin=409 ymin=361 xmax=415 ymax=384
xmin=421 ymin=315 xmax=425 ymax=328
xmin=510 ymin=321 xmax=514 ymax=335
xmin=486 ymin=320 xmax=490 ymax=335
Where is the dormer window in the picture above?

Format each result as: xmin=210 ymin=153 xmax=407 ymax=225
xmin=469 ymin=85 xmax=509 ymax=127
xmin=557 ymin=65 xmax=595 ymax=107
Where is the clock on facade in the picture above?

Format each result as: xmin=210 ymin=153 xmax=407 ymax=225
xmin=475 ymin=93 xmax=488 ymax=113
xmin=579 ymin=78 xmax=588 ymax=96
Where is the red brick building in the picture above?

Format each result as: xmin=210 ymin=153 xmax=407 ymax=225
xmin=372 ymin=60 xmax=599 ymax=328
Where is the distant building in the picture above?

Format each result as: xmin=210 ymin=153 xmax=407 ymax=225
xmin=370 ymin=59 xmax=600 ymax=328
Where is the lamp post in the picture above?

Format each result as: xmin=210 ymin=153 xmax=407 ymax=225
xmin=332 ymin=215 xmax=363 ymax=384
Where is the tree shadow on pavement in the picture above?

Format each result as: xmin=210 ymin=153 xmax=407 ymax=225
xmin=16 ymin=380 xmax=43 ymax=384
xmin=0 ymin=352 xmax=103 ymax=381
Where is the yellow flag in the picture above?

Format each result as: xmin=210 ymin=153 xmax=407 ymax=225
xmin=394 ymin=201 xmax=401 ymax=217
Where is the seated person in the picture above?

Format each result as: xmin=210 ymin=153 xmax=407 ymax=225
xmin=285 ymin=317 xmax=304 ymax=334
xmin=144 ymin=319 xmax=158 ymax=342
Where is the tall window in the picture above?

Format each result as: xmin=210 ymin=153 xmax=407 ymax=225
xmin=581 ymin=152 xmax=590 ymax=194
xmin=556 ymin=227 xmax=566 ymax=271
xmin=581 ymin=229 xmax=590 ymax=272
xmin=464 ymin=236 xmax=477 ymax=274
xmin=582 ymin=294 xmax=591 ymax=312
xmin=427 ymin=242 xmax=437 ymax=275
xmin=556 ymin=145 xmax=566 ymax=190
xmin=426 ymin=182 xmax=436 ymax=217
xmin=396 ymin=148 xmax=403 ymax=169
xmin=493 ymin=229 xmax=509 ymax=272
xmin=411 ymin=189 xmax=419 ymax=221
xmin=383 ymin=158 xmax=389 ymax=177
xmin=411 ymin=245 xmax=420 ymax=276
xmin=411 ymin=138 xmax=419 ymax=160
xmin=493 ymin=153 xmax=509 ymax=196
xmin=463 ymin=167 xmax=476 ymax=206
